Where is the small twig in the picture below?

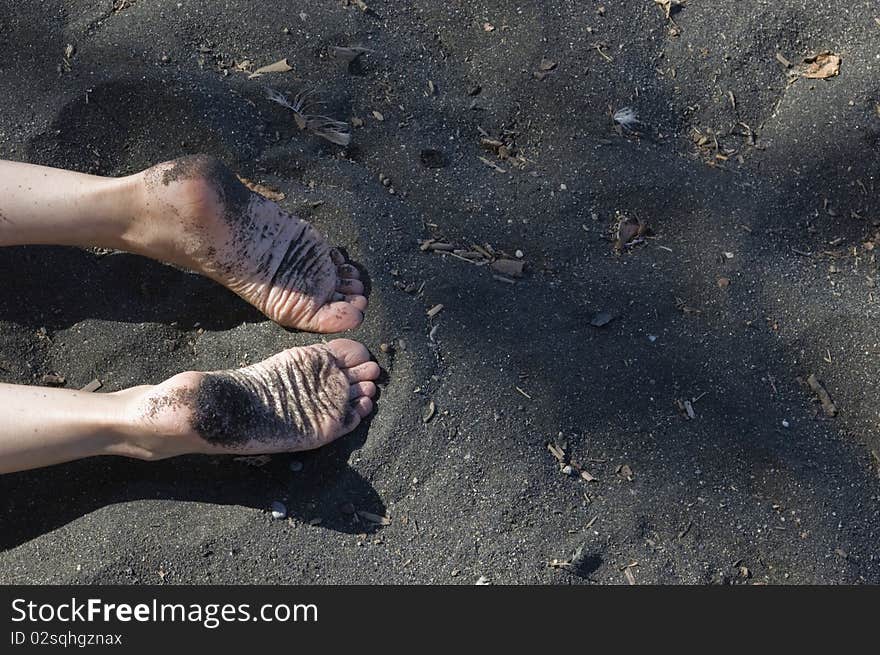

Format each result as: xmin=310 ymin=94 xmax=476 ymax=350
xmin=515 ymin=386 xmax=533 ymax=399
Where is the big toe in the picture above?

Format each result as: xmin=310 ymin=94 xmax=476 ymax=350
xmin=326 ymin=338 xmax=372 ymax=367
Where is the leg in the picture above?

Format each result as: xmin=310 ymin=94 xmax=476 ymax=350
xmin=0 ymin=339 xmax=378 ymax=474
xmin=0 ymin=157 xmax=367 ymax=332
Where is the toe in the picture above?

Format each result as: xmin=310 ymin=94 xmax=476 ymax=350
xmin=336 ymin=278 xmax=364 ymax=295
xmin=346 ymin=294 xmax=368 ymax=311
xmin=349 ymin=380 xmax=377 ymax=399
xmin=351 ymin=396 xmax=374 ymax=418
xmin=337 ymin=264 xmax=360 ymax=279
xmin=344 ymin=361 xmax=381 ymax=383
xmin=330 ymin=248 xmax=345 ymax=265
xmin=309 ymin=301 xmax=364 ymax=333
xmin=325 ymin=338 xmax=371 ymax=367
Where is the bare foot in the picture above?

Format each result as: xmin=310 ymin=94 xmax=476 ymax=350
xmin=132 ymin=155 xmax=367 ymax=333
xmin=132 ymin=339 xmax=379 ymax=456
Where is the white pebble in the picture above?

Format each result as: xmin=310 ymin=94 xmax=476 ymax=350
xmin=781 ymin=420 xmax=790 ymax=428
xmin=648 ymin=335 xmax=658 ymax=342
xmin=270 ymin=501 xmax=287 ymax=520
xmin=562 ymin=465 xmax=574 ymax=476
xmin=515 ymin=249 xmax=524 ymax=258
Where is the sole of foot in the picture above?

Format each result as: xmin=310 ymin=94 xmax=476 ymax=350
xmin=131 ymin=339 xmax=380 ymax=458
xmin=136 ymin=154 xmax=368 ymax=333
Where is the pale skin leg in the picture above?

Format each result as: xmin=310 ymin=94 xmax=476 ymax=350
xmin=0 ymin=159 xmax=378 ymax=474
xmin=0 ymin=384 xmax=184 ymax=474
xmin=0 ymin=339 xmax=379 ymax=475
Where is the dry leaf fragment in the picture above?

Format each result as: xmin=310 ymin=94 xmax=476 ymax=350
xmin=372 ymin=110 xmax=385 ymax=121
xmin=236 ymin=176 xmax=286 ymax=202
xmin=539 ymin=58 xmax=558 ymax=72
xmin=490 ymin=259 xmax=524 ymax=278
xmin=351 ymin=116 xmax=364 ymax=127
xmin=248 ymin=58 xmax=293 ymax=78
xmin=614 ymin=214 xmax=650 ymax=251
xmin=802 ymin=51 xmax=841 ymax=79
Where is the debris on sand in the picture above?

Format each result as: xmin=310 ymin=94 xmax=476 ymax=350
xmin=612 ymin=107 xmax=640 ymax=130
xmin=533 ymin=58 xmax=557 ymax=81
xmin=613 ymin=213 xmax=651 ymax=251
xmin=342 ymin=0 xmax=370 ymax=12
xmin=270 ymin=501 xmax=287 ymax=520
xmin=236 ymin=176 xmax=285 ymax=201
xmin=356 ymin=510 xmax=392 ymax=526
xmin=807 ymin=374 xmax=838 ymax=417
xmin=266 ymin=87 xmax=351 ymax=146
xmin=80 ymin=379 xmax=102 ymax=392
xmin=547 ymin=441 xmax=598 ymax=482
xmin=422 ymin=400 xmax=436 ymax=423
xmin=426 ymin=303 xmax=444 ymax=318
xmin=248 ymin=58 xmax=293 ymax=78
xmin=478 ymin=156 xmax=506 ymax=173
xmin=590 ymin=311 xmax=614 ymax=328
xmin=802 ymin=51 xmax=841 ymax=79
xmin=478 ymin=126 xmax=528 ymax=169
xmin=40 ymin=373 xmax=66 ymax=387
xmin=548 ymin=543 xmax=602 ymax=576
xmin=675 ymin=297 xmax=702 ymax=315
xmin=475 ymin=575 xmax=492 ymax=585
xmin=616 ymin=464 xmax=635 ymax=481
xmin=653 ymin=0 xmax=684 ymax=20
xmin=675 ymin=398 xmax=696 ymax=419
xmin=775 ymin=52 xmax=793 ymax=69
xmin=419 ymin=238 xmax=527 ymax=280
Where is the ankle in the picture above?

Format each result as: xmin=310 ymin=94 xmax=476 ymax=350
xmin=112 ymin=379 xmax=206 ymax=460
xmin=123 ymin=158 xmax=230 ymax=267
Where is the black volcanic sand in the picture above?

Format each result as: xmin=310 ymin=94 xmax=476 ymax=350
xmin=1 ymin=1 xmax=879 ymax=584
